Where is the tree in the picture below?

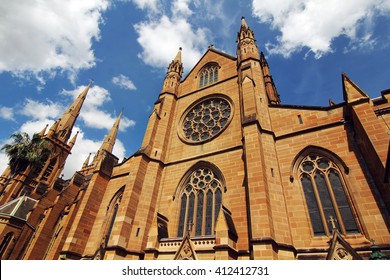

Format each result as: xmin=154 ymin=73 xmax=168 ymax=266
xmin=0 ymin=132 xmax=51 ymax=195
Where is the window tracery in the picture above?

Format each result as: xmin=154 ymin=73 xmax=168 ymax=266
xmin=298 ymin=154 xmax=359 ymax=236
xmin=177 ymin=167 xmax=223 ymax=237
xmin=199 ymin=64 xmax=218 ymax=88
xmin=180 ymin=96 xmax=232 ymax=144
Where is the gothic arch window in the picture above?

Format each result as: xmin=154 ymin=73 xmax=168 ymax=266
xmin=0 ymin=232 xmax=13 ymax=258
xmin=297 ymin=152 xmax=359 ymax=236
xmin=177 ymin=166 xmax=224 ymax=237
xmin=101 ymin=187 xmax=124 ymax=249
xmin=42 ymin=157 xmax=57 ymax=181
xmin=199 ymin=63 xmax=219 ymax=88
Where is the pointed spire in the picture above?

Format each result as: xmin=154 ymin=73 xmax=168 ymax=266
xmin=90 ymin=113 xmax=122 ymax=168
xmin=47 ymin=119 xmax=60 ymax=137
xmin=260 ymin=52 xmax=280 ymax=104
xmin=100 ymin=112 xmax=122 ymax=154
xmin=82 ymin=153 xmax=91 ymax=169
xmin=167 ymin=47 xmax=183 ymax=77
xmin=342 ymin=73 xmax=369 ymax=103
xmin=54 ymin=82 xmax=91 ymax=142
xmin=238 ymin=16 xmax=255 ymax=41
xmin=68 ymin=131 xmax=79 ymax=149
xmin=174 ymin=47 xmax=182 ymax=63
xmin=39 ymin=124 xmax=49 ymax=137
xmin=237 ymin=17 xmax=259 ymax=65
xmin=241 ymin=16 xmax=249 ymax=29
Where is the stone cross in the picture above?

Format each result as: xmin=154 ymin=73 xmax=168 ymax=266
xmin=328 ymin=215 xmax=338 ymax=230
xmin=187 ymin=220 xmax=194 ymax=234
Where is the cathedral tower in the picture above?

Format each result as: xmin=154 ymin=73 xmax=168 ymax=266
xmin=0 ymin=84 xmax=91 ymax=259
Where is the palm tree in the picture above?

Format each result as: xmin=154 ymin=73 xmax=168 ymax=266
xmin=0 ymin=132 xmax=51 ymax=195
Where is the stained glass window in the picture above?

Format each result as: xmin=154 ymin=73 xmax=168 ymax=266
xmin=299 ymin=154 xmax=359 ymax=236
xmin=177 ymin=167 xmax=223 ymax=237
xmin=102 ymin=189 xmax=123 ymax=249
xmin=199 ymin=64 xmax=218 ymax=88
xmin=181 ymin=97 xmax=232 ymax=143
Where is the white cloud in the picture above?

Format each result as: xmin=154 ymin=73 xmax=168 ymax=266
xmin=0 ymin=138 xmax=13 ymax=174
xmin=19 ymin=119 xmax=56 ymax=137
xmin=171 ymin=0 xmax=193 ymax=17
xmin=130 ymin=0 xmax=160 ymax=13
xmin=134 ymin=15 xmax=208 ymax=70
xmin=112 ymin=74 xmax=137 ymax=90
xmin=62 ymin=85 xmax=136 ymax=131
xmin=0 ymin=151 xmax=8 ymax=175
xmin=20 ymin=99 xmax=63 ymax=120
xmin=0 ymin=0 xmax=109 ymax=83
xmin=251 ymin=0 xmax=390 ymax=58
xmin=0 ymin=107 xmax=14 ymax=121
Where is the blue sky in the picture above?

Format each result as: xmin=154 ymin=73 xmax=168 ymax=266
xmin=0 ymin=0 xmax=389 ymax=178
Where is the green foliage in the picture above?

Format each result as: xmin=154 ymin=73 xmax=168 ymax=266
xmin=1 ymin=132 xmax=51 ymax=176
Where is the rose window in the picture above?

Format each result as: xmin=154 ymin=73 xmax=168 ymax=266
xmin=181 ymin=97 xmax=232 ymax=143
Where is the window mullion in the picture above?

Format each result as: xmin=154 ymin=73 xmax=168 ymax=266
xmin=311 ymin=173 xmax=330 ymax=236
xmin=193 ymin=191 xmax=198 ymax=236
xmin=324 ymin=170 xmax=346 ymax=234
xmin=211 ymin=189 xmax=216 ymax=235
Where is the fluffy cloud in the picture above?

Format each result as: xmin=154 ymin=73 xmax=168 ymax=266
xmin=20 ymin=99 xmax=63 ymax=120
xmin=112 ymin=74 xmax=137 ymax=90
xmin=135 ymin=15 xmax=208 ymax=70
xmin=251 ymin=0 xmax=390 ymax=58
xmin=0 ymin=107 xmax=14 ymax=121
xmin=171 ymin=0 xmax=193 ymax=17
xmin=62 ymin=85 xmax=136 ymax=131
xmin=130 ymin=0 xmax=160 ymax=13
xmin=0 ymin=0 xmax=109 ymax=82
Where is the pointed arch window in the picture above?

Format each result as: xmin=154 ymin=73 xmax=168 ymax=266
xmin=0 ymin=232 xmax=13 ymax=259
xmin=177 ymin=167 xmax=223 ymax=237
xmin=101 ymin=188 xmax=124 ymax=249
xmin=199 ymin=64 xmax=219 ymax=88
xmin=299 ymin=154 xmax=359 ymax=236
xmin=42 ymin=157 xmax=57 ymax=181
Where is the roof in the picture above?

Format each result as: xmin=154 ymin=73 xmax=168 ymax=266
xmin=0 ymin=195 xmax=37 ymax=221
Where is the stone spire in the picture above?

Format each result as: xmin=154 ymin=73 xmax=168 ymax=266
xmin=91 ymin=112 xmax=122 ymax=166
xmin=48 ymin=83 xmax=91 ymax=143
xmin=82 ymin=153 xmax=91 ymax=169
xmin=167 ymin=47 xmax=183 ymax=76
xmin=161 ymin=47 xmax=183 ymax=94
xmin=99 ymin=112 xmax=122 ymax=154
xmin=67 ymin=131 xmax=79 ymax=150
xmin=260 ymin=52 xmax=280 ymax=104
xmin=38 ymin=124 xmax=49 ymax=137
xmin=237 ymin=16 xmax=259 ymax=65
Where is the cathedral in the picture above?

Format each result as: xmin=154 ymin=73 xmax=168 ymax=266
xmin=0 ymin=18 xmax=389 ymax=260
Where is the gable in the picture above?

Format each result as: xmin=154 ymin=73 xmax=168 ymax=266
xmin=173 ymin=233 xmax=198 ymax=260
xmin=326 ymin=230 xmax=362 ymax=260
xmin=179 ymin=48 xmax=237 ymax=95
